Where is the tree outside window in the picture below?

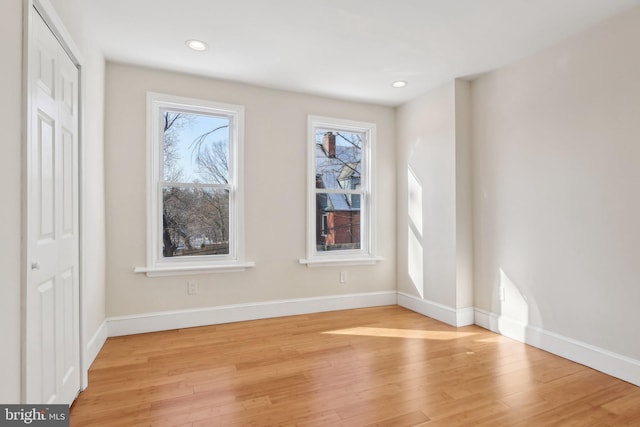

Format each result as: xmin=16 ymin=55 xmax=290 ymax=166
xmin=161 ymin=111 xmax=231 ymax=258
xmin=141 ymin=93 xmax=249 ymax=276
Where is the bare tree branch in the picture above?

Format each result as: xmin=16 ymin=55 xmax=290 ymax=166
xmin=336 ymin=131 xmax=362 ymax=149
xmin=190 ymin=125 xmax=229 ymax=166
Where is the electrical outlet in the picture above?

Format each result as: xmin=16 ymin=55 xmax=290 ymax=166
xmin=340 ymin=271 xmax=347 ymax=283
xmin=187 ymin=280 xmax=199 ymax=295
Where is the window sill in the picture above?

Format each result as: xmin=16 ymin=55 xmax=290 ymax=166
xmin=134 ymin=261 xmax=256 ymax=277
xmin=298 ymin=256 xmax=383 ymax=268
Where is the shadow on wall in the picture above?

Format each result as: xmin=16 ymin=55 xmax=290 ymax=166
xmin=407 ymin=165 xmax=424 ymax=298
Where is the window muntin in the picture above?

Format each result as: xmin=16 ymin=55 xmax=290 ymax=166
xmin=305 ymin=116 xmax=376 ymax=264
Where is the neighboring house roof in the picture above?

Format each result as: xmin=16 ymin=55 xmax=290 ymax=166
xmin=326 ymin=193 xmax=355 ymax=212
xmin=315 ymin=144 xmax=360 ymax=187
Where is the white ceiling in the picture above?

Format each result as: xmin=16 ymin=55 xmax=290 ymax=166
xmin=83 ymin=0 xmax=640 ymax=106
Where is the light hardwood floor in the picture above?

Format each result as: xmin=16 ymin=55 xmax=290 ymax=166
xmin=70 ymin=306 xmax=640 ymax=426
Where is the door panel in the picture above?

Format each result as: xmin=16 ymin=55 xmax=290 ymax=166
xmin=62 ymin=130 xmax=74 ymax=234
xmin=37 ymin=279 xmax=56 ymax=402
xmin=61 ymin=268 xmax=75 ymax=379
xmin=26 ymin=9 xmax=80 ymax=405
xmin=37 ymin=48 xmax=55 ymax=97
xmin=37 ymin=112 xmax=55 ymax=240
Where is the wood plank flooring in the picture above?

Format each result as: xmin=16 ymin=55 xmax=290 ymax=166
xmin=70 ymin=306 xmax=640 ymax=426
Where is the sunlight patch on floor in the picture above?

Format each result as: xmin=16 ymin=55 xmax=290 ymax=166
xmin=323 ymin=327 xmax=477 ymax=340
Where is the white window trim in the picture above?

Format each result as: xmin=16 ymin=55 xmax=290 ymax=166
xmin=299 ymin=115 xmax=382 ymax=267
xmin=135 ymin=92 xmax=254 ymax=277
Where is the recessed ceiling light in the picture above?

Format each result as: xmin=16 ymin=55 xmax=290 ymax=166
xmin=186 ymin=39 xmax=208 ymax=51
xmin=392 ymin=80 xmax=408 ymax=88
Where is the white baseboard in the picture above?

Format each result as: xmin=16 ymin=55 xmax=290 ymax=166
xmin=82 ymin=320 xmax=108 ymax=388
xmin=106 ymin=291 xmax=398 ymax=337
xmin=474 ymin=308 xmax=528 ymax=342
xmin=474 ymin=308 xmax=640 ymax=387
xmin=86 ymin=320 xmax=108 ymax=365
xmin=397 ymin=292 xmax=474 ymax=327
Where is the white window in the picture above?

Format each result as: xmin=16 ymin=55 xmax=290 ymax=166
xmin=136 ymin=92 xmax=254 ymax=277
xmin=300 ymin=116 xmax=381 ymax=267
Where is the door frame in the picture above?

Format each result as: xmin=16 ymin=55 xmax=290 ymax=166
xmin=21 ymin=0 xmax=87 ymax=402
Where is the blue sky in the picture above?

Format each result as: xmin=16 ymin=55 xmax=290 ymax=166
xmin=170 ymin=113 xmax=229 ymax=183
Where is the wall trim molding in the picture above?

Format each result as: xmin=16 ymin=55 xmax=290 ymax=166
xmin=474 ymin=308 xmax=640 ymax=387
xmin=83 ymin=320 xmax=108 ymax=388
xmin=106 ymin=291 xmax=398 ymax=337
xmin=397 ymin=292 xmax=474 ymax=327
xmin=86 ymin=320 xmax=108 ymax=365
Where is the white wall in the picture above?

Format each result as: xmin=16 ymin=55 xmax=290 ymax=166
xmin=454 ymin=81 xmax=473 ymax=310
xmin=471 ymin=7 xmax=640 ymax=360
xmin=104 ymin=63 xmax=396 ymax=317
xmin=0 ymin=0 xmax=25 ymax=404
xmin=396 ymin=79 xmax=473 ymax=322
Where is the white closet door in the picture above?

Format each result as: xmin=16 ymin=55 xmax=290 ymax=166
xmin=25 ymin=8 xmax=81 ymax=405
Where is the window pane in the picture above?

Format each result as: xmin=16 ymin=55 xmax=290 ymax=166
xmin=163 ymin=110 xmax=230 ymax=185
xmin=314 ymin=129 xmax=362 ymax=190
xmin=315 ymin=192 xmax=361 ymax=251
xmin=162 ymin=186 xmax=230 ymax=257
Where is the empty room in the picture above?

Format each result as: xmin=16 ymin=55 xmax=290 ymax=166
xmin=2 ymin=0 xmax=640 ymax=425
